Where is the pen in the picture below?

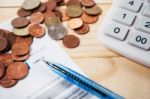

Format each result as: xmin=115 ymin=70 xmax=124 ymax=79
xmin=43 ymin=60 xmax=124 ymax=99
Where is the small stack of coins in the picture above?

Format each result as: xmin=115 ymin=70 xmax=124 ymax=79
xmin=0 ymin=0 xmax=102 ymax=88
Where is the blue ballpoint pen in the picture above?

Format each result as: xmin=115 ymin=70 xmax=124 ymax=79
xmin=43 ymin=60 xmax=124 ymax=99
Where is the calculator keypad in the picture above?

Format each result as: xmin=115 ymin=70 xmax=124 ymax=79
xmin=104 ymin=0 xmax=150 ymax=51
xmin=112 ymin=8 xmax=136 ymax=26
xmin=129 ymin=32 xmax=150 ymax=50
xmin=120 ymin=0 xmax=143 ymax=12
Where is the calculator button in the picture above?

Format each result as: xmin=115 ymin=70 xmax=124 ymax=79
xmin=112 ymin=8 xmax=136 ymax=26
xmin=143 ymin=6 xmax=150 ymax=17
xmin=129 ymin=32 xmax=150 ymax=50
xmin=105 ymin=22 xmax=129 ymax=41
xmin=120 ymin=0 xmax=143 ymax=12
xmin=136 ymin=16 xmax=150 ymax=34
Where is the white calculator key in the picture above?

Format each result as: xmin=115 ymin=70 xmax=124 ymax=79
xmin=120 ymin=0 xmax=143 ymax=12
xmin=129 ymin=32 xmax=150 ymax=50
xmin=112 ymin=8 xmax=136 ymax=26
xmin=143 ymin=6 xmax=150 ymax=17
xmin=136 ymin=16 xmax=150 ymax=33
xmin=105 ymin=22 xmax=129 ymax=40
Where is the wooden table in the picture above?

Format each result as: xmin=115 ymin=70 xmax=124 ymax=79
xmin=0 ymin=1 xmax=150 ymax=99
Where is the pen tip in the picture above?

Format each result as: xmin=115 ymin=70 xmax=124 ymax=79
xmin=43 ymin=59 xmax=49 ymax=65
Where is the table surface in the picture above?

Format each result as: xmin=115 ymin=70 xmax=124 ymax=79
xmin=0 ymin=1 xmax=150 ymax=99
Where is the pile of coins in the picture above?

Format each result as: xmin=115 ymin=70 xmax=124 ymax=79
xmin=0 ymin=0 xmax=102 ymax=88
xmin=0 ymin=29 xmax=30 ymax=88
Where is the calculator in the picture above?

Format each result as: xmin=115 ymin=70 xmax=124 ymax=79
xmin=98 ymin=0 xmax=150 ymax=67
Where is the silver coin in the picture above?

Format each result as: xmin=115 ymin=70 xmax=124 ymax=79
xmin=13 ymin=27 xmax=29 ymax=36
xmin=48 ymin=24 xmax=67 ymax=40
xmin=22 ymin=0 xmax=40 ymax=10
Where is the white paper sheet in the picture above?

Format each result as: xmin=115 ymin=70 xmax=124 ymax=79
xmin=0 ymin=20 xmax=98 ymax=99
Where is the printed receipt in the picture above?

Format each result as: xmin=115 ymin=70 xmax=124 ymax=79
xmin=0 ymin=21 xmax=98 ymax=99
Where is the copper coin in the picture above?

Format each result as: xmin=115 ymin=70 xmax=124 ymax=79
xmin=6 ymin=62 xmax=29 ymax=80
xmin=12 ymin=53 xmax=30 ymax=61
xmin=11 ymin=17 xmax=29 ymax=28
xmin=81 ymin=0 xmax=95 ymax=7
xmin=33 ymin=3 xmax=46 ymax=13
xmin=0 ymin=62 xmax=5 ymax=79
xmin=0 ymin=29 xmax=6 ymax=37
xmin=84 ymin=5 xmax=102 ymax=15
xmin=66 ymin=5 xmax=83 ymax=17
xmin=0 ymin=53 xmax=14 ymax=67
xmin=81 ymin=13 xmax=98 ymax=24
xmin=44 ymin=16 xmax=61 ymax=27
xmin=60 ymin=9 xmax=71 ymax=21
xmin=15 ymin=36 xmax=33 ymax=45
xmin=63 ymin=35 xmax=80 ymax=48
xmin=17 ymin=8 xmax=32 ymax=17
xmin=54 ymin=10 xmax=62 ymax=20
xmin=0 ymin=74 xmax=18 ymax=88
xmin=43 ymin=11 xmax=56 ymax=19
xmin=75 ymin=23 xmax=89 ymax=34
xmin=55 ymin=0 xmax=64 ymax=3
xmin=45 ymin=1 xmax=56 ymax=12
xmin=48 ymin=24 xmax=67 ymax=40
xmin=12 ymin=43 xmax=29 ymax=56
xmin=22 ymin=0 xmax=40 ymax=10
xmin=28 ymin=24 xmax=45 ymax=38
xmin=5 ymin=32 xmax=16 ymax=46
xmin=66 ymin=0 xmax=81 ymax=6
xmin=30 ymin=12 xmax=44 ymax=24
xmin=68 ymin=18 xmax=83 ymax=29
xmin=0 ymin=37 xmax=8 ymax=52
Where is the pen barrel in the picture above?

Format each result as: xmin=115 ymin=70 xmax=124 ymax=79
xmin=50 ymin=63 xmax=124 ymax=99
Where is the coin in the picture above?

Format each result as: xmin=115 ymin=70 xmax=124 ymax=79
xmin=0 ymin=62 xmax=5 ymax=79
xmin=63 ymin=35 xmax=80 ymax=48
xmin=28 ymin=24 xmax=45 ymax=38
xmin=66 ymin=5 xmax=83 ymax=17
xmin=13 ymin=27 xmax=29 ymax=36
xmin=11 ymin=17 xmax=29 ymax=28
xmin=43 ymin=11 xmax=56 ymax=19
xmin=81 ymin=12 xmax=98 ymax=24
xmin=0 ymin=53 xmax=14 ymax=67
xmin=81 ymin=0 xmax=95 ymax=7
xmin=30 ymin=12 xmax=44 ymax=24
xmin=33 ymin=3 xmax=46 ymax=13
xmin=0 ymin=37 xmax=8 ymax=52
xmin=12 ymin=43 xmax=29 ymax=56
xmin=54 ymin=10 xmax=62 ymax=20
xmin=5 ymin=32 xmax=16 ymax=46
xmin=55 ymin=0 xmax=64 ymax=3
xmin=12 ymin=53 xmax=30 ymax=61
xmin=17 ymin=8 xmax=32 ymax=17
xmin=44 ymin=16 xmax=60 ymax=27
xmin=22 ymin=0 xmax=40 ymax=10
xmin=0 ymin=74 xmax=18 ymax=88
xmin=75 ymin=23 xmax=89 ymax=34
xmin=6 ymin=62 xmax=29 ymax=80
xmin=60 ymin=9 xmax=71 ymax=21
xmin=45 ymin=1 xmax=56 ymax=12
xmin=68 ymin=18 xmax=83 ymax=29
xmin=66 ymin=0 xmax=81 ymax=6
xmin=48 ymin=24 xmax=67 ymax=40
xmin=84 ymin=5 xmax=102 ymax=15
xmin=0 ymin=29 xmax=6 ymax=37
xmin=15 ymin=36 xmax=33 ymax=45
